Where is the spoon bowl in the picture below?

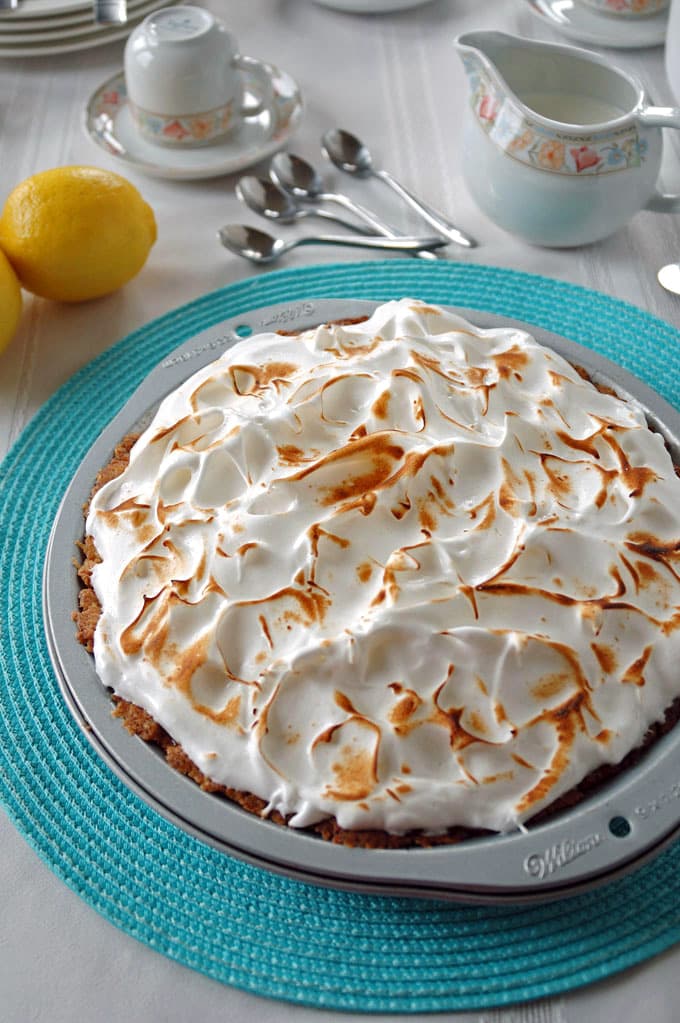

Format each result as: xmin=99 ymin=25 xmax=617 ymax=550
xmin=270 ymin=152 xmax=326 ymax=200
xmin=219 ymin=224 xmax=287 ymax=263
xmin=658 ymin=263 xmax=680 ymax=296
xmin=322 ymin=128 xmax=374 ymax=175
xmin=236 ymin=176 xmax=302 ymax=223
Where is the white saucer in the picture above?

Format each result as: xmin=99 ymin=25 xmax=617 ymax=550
xmin=84 ymin=64 xmax=304 ymax=181
xmin=0 ymin=0 xmax=155 ymax=34
xmin=525 ymin=0 xmax=668 ymax=48
xmin=0 ymin=1 xmax=178 ymax=56
xmin=0 ymin=0 xmax=91 ymax=16
xmin=0 ymin=20 xmax=137 ymax=56
xmin=0 ymin=1 xmax=167 ymax=44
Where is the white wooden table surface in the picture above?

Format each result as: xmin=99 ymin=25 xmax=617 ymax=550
xmin=2 ymin=1 xmax=680 ymax=1019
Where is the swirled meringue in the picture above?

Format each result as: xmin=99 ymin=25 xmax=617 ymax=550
xmin=87 ymin=299 xmax=680 ymax=834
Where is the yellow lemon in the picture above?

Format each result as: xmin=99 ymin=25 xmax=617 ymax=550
xmin=0 ymin=166 xmax=157 ymax=303
xmin=0 ymin=247 xmax=22 ymax=355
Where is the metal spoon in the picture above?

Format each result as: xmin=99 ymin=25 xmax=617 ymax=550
xmin=270 ymin=152 xmax=438 ymax=260
xmin=270 ymin=152 xmax=411 ymax=237
xmin=236 ymin=176 xmax=369 ymax=234
xmin=658 ymin=263 xmax=680 ymax=295
xmin=322 ymin=128 xmax=477 ymax=249
xmin=218 ymin=224 xmax=447 ymax=265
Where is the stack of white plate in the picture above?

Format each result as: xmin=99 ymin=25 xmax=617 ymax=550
xmin=0 ymin=0 xmax=176 ymax=59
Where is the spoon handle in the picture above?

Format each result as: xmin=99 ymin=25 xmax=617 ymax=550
xmin=312 ymin=207 xmax=375 ymax=234
xmin=317 ymin=191 xmax=438 ymax=261
xmin=373 ymin=168 xmax=477 ymax=249
xmin=296 ymin=233 xmax=447 ymax=253
xmin=317 ymin=189 xmax=405 ymax=235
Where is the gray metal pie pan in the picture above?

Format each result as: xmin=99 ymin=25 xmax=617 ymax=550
xmin=43 ymin=298 xmax=680 ymax=903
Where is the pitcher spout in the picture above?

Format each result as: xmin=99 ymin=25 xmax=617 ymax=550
xmin=455 ymin=31 xmax=643 ymax=129
xmin=455 ymin=31 xmax=518 ymax=73
xmin=454 ymin=31 xmax=516 ymax=99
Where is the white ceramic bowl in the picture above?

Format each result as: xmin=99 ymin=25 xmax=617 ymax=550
xmin=311 ymin=0 xmax=434 ymax=12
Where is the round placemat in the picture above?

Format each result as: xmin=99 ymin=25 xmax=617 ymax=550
xmin=2 ymin=261 xmax=680 ymax=1013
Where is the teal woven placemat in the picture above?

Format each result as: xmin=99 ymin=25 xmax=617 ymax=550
xmin=2 ymin=260 xmax=680 ymax=1013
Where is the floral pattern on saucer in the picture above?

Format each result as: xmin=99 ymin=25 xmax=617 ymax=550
xmin=464 ymin=58 xmax=647 ymax=177
xmin=128 ymin=98 xmax=235 ymax=146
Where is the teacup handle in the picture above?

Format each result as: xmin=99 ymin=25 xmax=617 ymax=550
xmin=637 ymin=106 xmax=680 ymax=214
xmin=234 ymin=55 xmax=274 ymax=119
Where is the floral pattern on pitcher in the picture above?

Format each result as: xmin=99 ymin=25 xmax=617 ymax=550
xmin=463 ymin=58 xmax=648 ymax=177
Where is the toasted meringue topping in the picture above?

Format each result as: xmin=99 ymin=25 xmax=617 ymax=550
xmin=87 ymin=300 xmax=680 ymax=834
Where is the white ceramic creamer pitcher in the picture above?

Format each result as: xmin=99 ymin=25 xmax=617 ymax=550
xmin=666 ymin=0 xmax=680 ymax=106
xmin=455 ymin=32 xmax=680 ymax=247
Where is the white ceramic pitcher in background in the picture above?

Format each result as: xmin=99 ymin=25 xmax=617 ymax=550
xmin=455 ymin=31 xmax=680 ymax=247
xmin=666 ymin=0 xmax=680 ymax=106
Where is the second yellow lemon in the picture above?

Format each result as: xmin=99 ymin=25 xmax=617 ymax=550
xmin=0 ymin=248 xmax=22 ymax=355
xmin=0 ymin=166 xmax=157 ymax=303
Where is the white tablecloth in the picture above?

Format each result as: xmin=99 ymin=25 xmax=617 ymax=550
xmin=2 ymin=1 xmax=680 ymax=1019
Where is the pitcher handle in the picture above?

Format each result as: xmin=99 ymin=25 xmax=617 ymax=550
xmin=637 ymin=106 xmax=680 ymax=213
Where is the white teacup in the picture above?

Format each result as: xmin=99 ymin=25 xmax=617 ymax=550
xmin=124 ymin=6 xmax=269 ymax=147
xmin=577 ymin=0 xmax=669 ymax=17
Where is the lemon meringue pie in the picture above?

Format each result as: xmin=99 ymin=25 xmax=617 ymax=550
xmin=81 ymin=300 xmax=680 ymax=838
